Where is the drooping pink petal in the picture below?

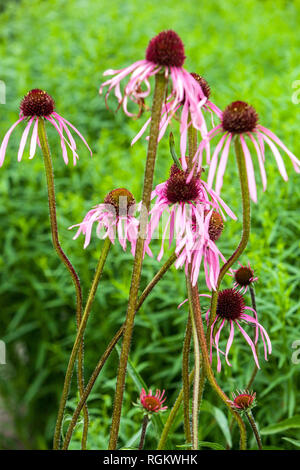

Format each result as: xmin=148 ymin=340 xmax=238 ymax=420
xmin=240 ymin=135 xmax=257 ymax=203
xmin=18 ymin=117 xmax=35 ymax=162
xmin=0 ymin=117 xmax=26 ymax=166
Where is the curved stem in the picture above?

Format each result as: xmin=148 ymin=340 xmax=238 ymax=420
xmin=190 ymin=282 xmax=247 ymax=450
xmin=62 ymin=251 xmax=177 ymax=449
xmin=138 ymin=415 xmax=149 ymax=450
xmin=157 ymin=370 xmax=194 ymax=450
xmin=38 ymin=119 xmax=88 ymax=449
xmin=245 ymin=411 xmax=263 ymax=450
xmin=207 ymin=136 xmax=251 ymax=340
xmin=108 ymin=72 xmax=167 ymax=450
xmin=53 ymin=237 xmax=111 ymax=449
xmin=62 ymin=325 xmax=123 ymax=449
xmin=182 ymin=315 xmax=192 ymax=445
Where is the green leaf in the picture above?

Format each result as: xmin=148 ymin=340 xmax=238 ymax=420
xmin=200 ymin=400 xmax=232 ymax=447
xmin=261 ymin=416 xmax=300 ymax=435
xmin=198 ymin=441 xmax=226 ymax=450
xmin=282 ymin=437 xmax=300 ymax=448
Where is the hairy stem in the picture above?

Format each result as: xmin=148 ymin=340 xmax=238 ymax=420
xmin=207 ymin=136 xmax=251 ymax=339
xmin=38 ymin=119 xmax=88 ymax=449
xmin=182 ymin=315 xmax=192 ymax=445
xmin=247 ymin=286 xmax=259 ymax=388
xmin=245 ymin=411 xmax=263 ymax=450
xmin=53 ymin=237 xmax=111 ymax=449
xmin=62 ymin=251 xmax=177 ymax=448
xmin=189 ymin=307 xmax=200 ymax=450
xmin=108 ymin=72 xmax=167 ymax=450
xmin=138 ymin=415 xmax=149 ymax=450
xmin=190 ymin=282 xmax=247 ymax=450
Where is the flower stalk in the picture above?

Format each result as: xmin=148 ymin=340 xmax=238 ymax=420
xmin=108 ymin=71 xmax=167 ymax=450
xmin=53 ymin=236 xmax=111 ymax=449
xmin=38 ymin=118 xmax=89 ymax=449
xmin=245 ymin=410 xmax=263 ymax=450
xmin=138 ymin=415 xmax=150 ymax=450
xmin=182 ymin=315 xmax=192 ymax=445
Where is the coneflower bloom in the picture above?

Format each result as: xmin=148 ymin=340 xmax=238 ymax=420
xmin=139 ymin=388 xmax=167 ymax=414
xmin=175 ymin=209 xmax=227 ymax=289
xmin=228 ymin=389 xmax=256 ymax=413
xmin=229 ymin=261 xmax=258 ymax=293
xmin=132 ymin=73 xmax=222 ymax=170
xmin=147 ymin=163 xmax=236 ymax=266
xmin=191 ymin=100 xmax=300 ymax=202
xmin=200 ymin=288 xmax=271 ymax=372
xmin=99 ymin=30 xmax=212 ymax=166
xmin=0 ymin=89 xmax=92 ymax=167
xmin=69 ymin=188 xmax=148 ymax=256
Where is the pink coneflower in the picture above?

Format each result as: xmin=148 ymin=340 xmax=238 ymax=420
xmin=228 ymin=389 xmax=256 ymax=413
xmin=200 ymin=288 xmax=271 ymax=372
xmin=147 ymin=163 xmax=236 ymax=266
xmin=99 ymin=30 xmax=214 ymax=166
xmin=229 ymin=261 xmax=258 ymax=293
xmin=139 ymin=388 xmax=167 ymax=414
xmin=69 ymin=188 xmax=148 ymax=255
xmin=175 ymin=209 xmax=227 ymax=289
xmin=191 ymin=100 xmax=300 ymax=202
xmin=0 ymin=89 xmax=92 ymax=167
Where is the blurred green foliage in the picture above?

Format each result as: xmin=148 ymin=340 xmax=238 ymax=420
xmin=0 ymin=0 xmax=299 ymax=450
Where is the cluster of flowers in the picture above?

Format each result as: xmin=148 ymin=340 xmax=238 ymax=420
xmin=0 ymin=29 xmax=296 ymax=377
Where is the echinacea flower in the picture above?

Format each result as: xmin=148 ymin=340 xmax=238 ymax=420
xmin=99 ymin=30 xmax=213 ymax=165
xmin=69 ymin=188 xmax=148 ymax=255
xmin=229 ymin=261 xmax=258 ymax=293
xmin=138 ymin=388 xmax=167 ymax=415
xmin=147 ymin=162 xmax=236 ymax=269
xmin=228 ymin=389 xmax=257 ymax=413
xmin=175 ymin=209 xmax=227 ymax=289
xmin=0 ymin=89 xmax=92 ymax=167
xmin=191 ymin=100 xmax=300 ymax=203
xmin=200 ymin=288 xmax=271 ymax=372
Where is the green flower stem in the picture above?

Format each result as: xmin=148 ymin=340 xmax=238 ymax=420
xmin=62 ymin=251 xmax=177 ymax=448
xmin=189 ymin=282 xmax=247 ymax=450
xmin=247 ymin=286 xmax=259 ymax=389
xmin=136 ymin=251 xmax=177 ymax=311
xmin=157 ymin=370 xmax=194 ymax=450
xmin=108 ymin=72 xmax=167 ymax=450
xmin=207 ymin=136 xmax=251 ymax=340
xmin=245 ymin=411 xmax=263 ymax=450
xmin=189 ymin=307 xmax=200 ymax=450
xmin=53 ymin=237 xmax=111 ymax=449
xmin=38 ymin=118 xmax=88 ymax=449
xmin=138 ymin=415 xmax=149 ymax=450
xmin=182 ymin=315 xmax=192 ymax=445
xmin=62 ymin=325 xmax=123 ymax=449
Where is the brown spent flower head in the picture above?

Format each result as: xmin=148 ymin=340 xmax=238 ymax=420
xmin=165 ymin=164 xmax=201 ymax=203
xmin=190 ymin=73 xmax=211 ymax=99
xmin=235 ymin=266 xmax=255 ymax=287
xmin=222 ymin=101 xmax=258 ymax=134
xmin=20 ymin=89 xmax=55 ymax=117
xmin=207 ymin=210 xmax=224 ymax=242
xmin=146 ymin=30 xmax=186 ymax=67
xmin=217 ymin=288 xmax=245 ymax=321
xmin=104 ymin=188 xmax=135 ymax=215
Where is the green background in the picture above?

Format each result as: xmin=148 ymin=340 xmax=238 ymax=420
xmin=0 ymin=0 xmax=299 ymax=450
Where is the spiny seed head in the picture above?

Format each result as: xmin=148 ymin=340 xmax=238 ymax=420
xmin=231 ymin=391 xmax=256 ymax=412
xmin=104 ymin=188 xmax=135 ymax=215
xmin=165 ymin=166 xmax=201 ymax=204
xmin=190 ymin=73 xmax=211 ymax=99
xmin=235 ymin=266 xmax=254 ymax=287
xmin=206 ymin=211 xmax=224 ymax=242
xmin=217 ymin=288 xmax=245 ymax=321
xmin=146 ymin=30 xmax=186 ymax=67
xmin=222 ymin=101 xmax=258 ymax=134
xmin=142 ymin=396 xmax=161 ymax=412
xmin=20 ymin=89 xmax=55 ymax=117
